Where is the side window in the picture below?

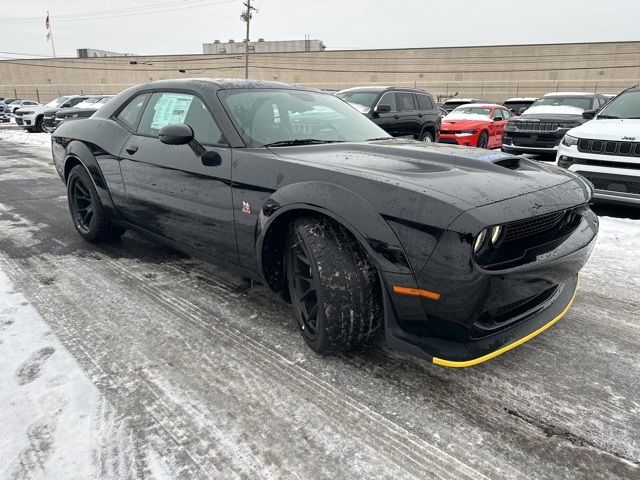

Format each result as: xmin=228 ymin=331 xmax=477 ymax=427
xmin=397 ymin=92 xmax=416 ymax=111
xmin=592 ymin=98 xmax=601 ymax=109
xmin=416 ymin=94 xmax=434 ymax=110
xmin=138 ymin=92 xmax=224 ymax=145
xmin=378 ymin=92 xmax=397 ymax=112
xmin=115 ymin=93 xmax=150 ymax=130
xmin=68 ymin=98 xmax=86 ymax=107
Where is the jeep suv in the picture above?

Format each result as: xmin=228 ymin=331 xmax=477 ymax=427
xmin=502 ymin=92 xmax=609 ymax=156
xmin=557 ymin=85 xmax=640 ymax=207
xmin=336 ymin=87 xmax=440 ymax=142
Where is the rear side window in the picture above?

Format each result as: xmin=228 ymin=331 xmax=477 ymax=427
xmin=115 ymin=93 xmax=150 ymax=130
xmin=416 ymin=94 xmax=434 ymax=110
xmin=397 ymin=92 xmax=416 ymax=111
xmin=137 ymin=92 xmax=224 ymax=145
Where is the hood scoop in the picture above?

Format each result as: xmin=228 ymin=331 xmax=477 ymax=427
xmin=493 ymin=157 xmax=520 ymax=170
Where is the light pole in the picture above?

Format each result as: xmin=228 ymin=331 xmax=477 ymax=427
xmin=241 ymin=0 xmax=257 ymax=79
xmin=414 ymin=73 xmax=424 ymax=88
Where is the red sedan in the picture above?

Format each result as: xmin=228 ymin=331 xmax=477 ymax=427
xmin=438 ymin=104 xmax=512 ymax=149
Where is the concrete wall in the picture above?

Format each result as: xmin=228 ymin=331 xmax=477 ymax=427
xmin=1 ymin=41 xmax=638 ymax=103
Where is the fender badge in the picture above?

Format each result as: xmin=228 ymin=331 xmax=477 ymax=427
xmin=242 ymin=201 xmax=251 ymax=215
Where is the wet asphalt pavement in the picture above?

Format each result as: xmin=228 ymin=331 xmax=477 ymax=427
xmin=0 ymin=131 xmax=638 ymax=479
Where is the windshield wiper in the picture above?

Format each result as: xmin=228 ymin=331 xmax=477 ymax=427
xmin=366 ymin=137 xmax=393 ymax=141
xmin=597 ymin=114 xmax=619 ymax=119
xmin=264 ymin=139 xmax=344 ymax=147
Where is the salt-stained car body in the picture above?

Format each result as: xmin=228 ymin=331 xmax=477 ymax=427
xmin=51 ymin=78 xmax=598 ymax=367
xmin=557 ymin=85 xmax=640 ymax=207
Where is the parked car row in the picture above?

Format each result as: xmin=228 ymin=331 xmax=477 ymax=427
xmin=13 ymin=94 xmax=113 ymax=132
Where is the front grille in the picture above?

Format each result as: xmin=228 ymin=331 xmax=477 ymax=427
xmin=472 ymin=286 xmax=559 ymax=336
xmin=584 ymin=175 xmax=640 ymax=195
xmin=502 ymin=210 xmax=567 ymax=244
xmin=514 ymin=121 xmax=560 ymax=131
xmin=578 ymin=138 xmax=640 ymax=158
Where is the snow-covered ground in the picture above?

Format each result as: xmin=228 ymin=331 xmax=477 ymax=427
xmin=0 ymin=268 xmax=170 ymax=479
xmin=0 ymin=126 xmax=51 ymax=154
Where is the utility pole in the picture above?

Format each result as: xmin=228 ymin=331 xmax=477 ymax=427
xmin=241 ymin=0 xmax=257 ymax=79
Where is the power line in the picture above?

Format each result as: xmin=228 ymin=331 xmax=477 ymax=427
xmin=0 ymin=0 xmax=237 ymax=24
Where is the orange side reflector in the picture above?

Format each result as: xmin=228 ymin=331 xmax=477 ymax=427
xmin=392 ymin=285 xmax=441 ymax=301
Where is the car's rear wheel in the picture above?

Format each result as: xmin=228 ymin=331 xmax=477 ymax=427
xmin=285 ymin=216 xmax=382 ymax=354
xmin=477 ymin=130 xmax=489 ymax=148
xmin=420 ymin=130 xmax=434 ymax=142
xmin=67 ymin=165 xmax=125 ymax=242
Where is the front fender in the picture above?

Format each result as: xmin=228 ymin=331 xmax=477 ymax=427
xmin=256 ymin=181 xmax=412 ymax=276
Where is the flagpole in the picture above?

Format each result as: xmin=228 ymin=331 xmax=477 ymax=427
xmin=47 ymin=11 xmax=56 ymax=58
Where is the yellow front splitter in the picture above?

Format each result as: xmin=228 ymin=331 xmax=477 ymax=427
xmin=432 ymin=280 xmax=579 ymax=368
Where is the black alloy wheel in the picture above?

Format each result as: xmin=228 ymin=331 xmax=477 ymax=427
xmin=69 ymin=175 xmax=95 ymax=234
xmin=477 ymin=130 xmax=489 ymax=148
xmin=286 ymin=236 xmax=320 ymax=341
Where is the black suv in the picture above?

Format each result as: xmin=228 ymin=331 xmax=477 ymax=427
xmin=337 ymin=87 xmax=440 ymax=142
xmin=502 ymin=92 xmax=609 ymax=156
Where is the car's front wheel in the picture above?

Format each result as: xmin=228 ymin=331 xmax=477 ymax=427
xmin=285 ymin=216 xmax=382 ymax=354
xmin=34 ymin=116 xmax=44 ymax=133
xmin=67 ymin=165 xmax=125 ymax=242
xmin=477 ymin=130 xmax=489 ymax=148
xmin=420 ymin=130 xmax=434 ymax=142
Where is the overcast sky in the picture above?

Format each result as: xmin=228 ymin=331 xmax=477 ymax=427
xmin=1 ymin=0 xmax=639 ymax=58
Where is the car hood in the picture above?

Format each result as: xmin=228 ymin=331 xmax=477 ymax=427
xmin=269 ymin=139 xmax=579 ymax=210
xmin=521 ymin=105 xmax=585 ymax=116
xmin=568 ymin=118 xmax=640 ymax=141
xmin=442 ymin=118 xmax=489 ymax=129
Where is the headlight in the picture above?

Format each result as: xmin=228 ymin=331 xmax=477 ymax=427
xmin=561 ymin=134 xmax=579 ymax=147
xmin=490 ymin=226 xmax=503 ymax=245
xmin=473 ymin=229 xmax=487 ymax=253
xmin=455 ymin=130 xmax=477 ymax=136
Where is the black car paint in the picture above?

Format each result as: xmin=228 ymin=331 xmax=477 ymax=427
xmin=51 ymin=79 xmax=598 ymax=364
xmin=338 ymin=87 xmax=441 ymax=141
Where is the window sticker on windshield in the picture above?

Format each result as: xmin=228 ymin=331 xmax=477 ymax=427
xmin=151 ymin=93 xmax=194 ymax=129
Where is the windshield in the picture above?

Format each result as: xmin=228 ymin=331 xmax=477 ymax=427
xmin=46 ymin=96 xmax=70 ymax=108
xmin=446 ymin=106 xmax=491 ymax=119
xmin=74 ymin=98 xmax=106 ymax=109
xmin=532 ymin=96 xmax=592 ymax=110
xmin=219 ymin=89 xmax=390 ymax=147
xmin=335 ymin=91 xmax=378 ymax=110
xmin=597 ymin=90 xmax=640 ymax=119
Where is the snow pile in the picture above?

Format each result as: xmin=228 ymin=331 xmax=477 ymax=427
xmin=0 ymin=268 xmax=168 ymax=479
xmin=0 ymin=127 xmax=51 ymax=153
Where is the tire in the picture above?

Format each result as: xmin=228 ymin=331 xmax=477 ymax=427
xmin=285 ymin=216 xmax=382 ymax=354
xmin=420 ymin=130 xmax=434 ymax=142
xmin=477 ymin=130 xmax=489 ymax=148
xmin=66 ymin=165 xmax=125 ymax=242
xmin=34 ymin=116 xmax=44 ymax=133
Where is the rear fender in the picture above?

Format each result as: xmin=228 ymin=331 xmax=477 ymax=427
xmin=64 ymin=141 xmax=117 ymax=215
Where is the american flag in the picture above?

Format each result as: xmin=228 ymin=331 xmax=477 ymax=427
xmin=45 ymin=14 xmax=50 ymax=30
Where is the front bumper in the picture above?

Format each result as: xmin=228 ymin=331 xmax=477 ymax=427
xmin=438 ymin=132 xmax=480 ymax=147
xmin=381 ymin=202 xmax=597 ymax=367
xmin=557 ymin=143 xmax=640 ymax=207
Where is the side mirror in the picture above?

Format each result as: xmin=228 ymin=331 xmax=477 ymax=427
xmin=159 ymin=124 xmax=194 ymax=145
xmin=61 ymin=103 xmax=71 ymax=108
xmin=493 ymin=116 xmax=503 ymax=122
xmin=518 ymin=107 xmax=527 ymax=115
xmin=374 ymin=104 xmax=392 ymax=114
xmin=582 ymin=109 xmax=596 ymax=120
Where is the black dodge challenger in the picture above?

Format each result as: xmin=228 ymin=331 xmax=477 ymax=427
xmin=51 ymin=79 xmax=598 ymax=367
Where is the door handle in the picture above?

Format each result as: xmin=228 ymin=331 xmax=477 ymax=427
xmin=417 ymin=113 xmax=423 ymax=117
xmin=394 ymin=114 xmax=400 ymax=119
xmin=126 ymin=145 xmax=139 ymax=155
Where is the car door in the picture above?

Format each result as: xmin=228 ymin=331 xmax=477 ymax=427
xmin=490 ymin=108 xmax=507 ymax=148
xmin=396 ymin=92 xmax=421 ymax=138
xmin=415 ymin=93 xmax=439 ymax=139
xmin=371 ymin=92 xmax=402 ymax=137
xmin=118 ymin=90 xmax=238 ymax=265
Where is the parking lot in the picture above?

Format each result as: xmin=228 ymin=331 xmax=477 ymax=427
xmin=0 ymin=123 xmax=639 ymax=479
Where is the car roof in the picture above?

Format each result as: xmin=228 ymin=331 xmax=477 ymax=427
xmin=443 ymin=98 xmax=481 ymax=103
xmin=147 ymin=77 xmax=323 ymax=93
xmin=503 ymin=97 xmax=538 ymax=102
xmin=542 ymin=92 xmax=599 ymax=98
xmin=453 ymin=103 xmax=500 ymax=109
xmin=337 ymin=86 xmax=430 ymax=94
